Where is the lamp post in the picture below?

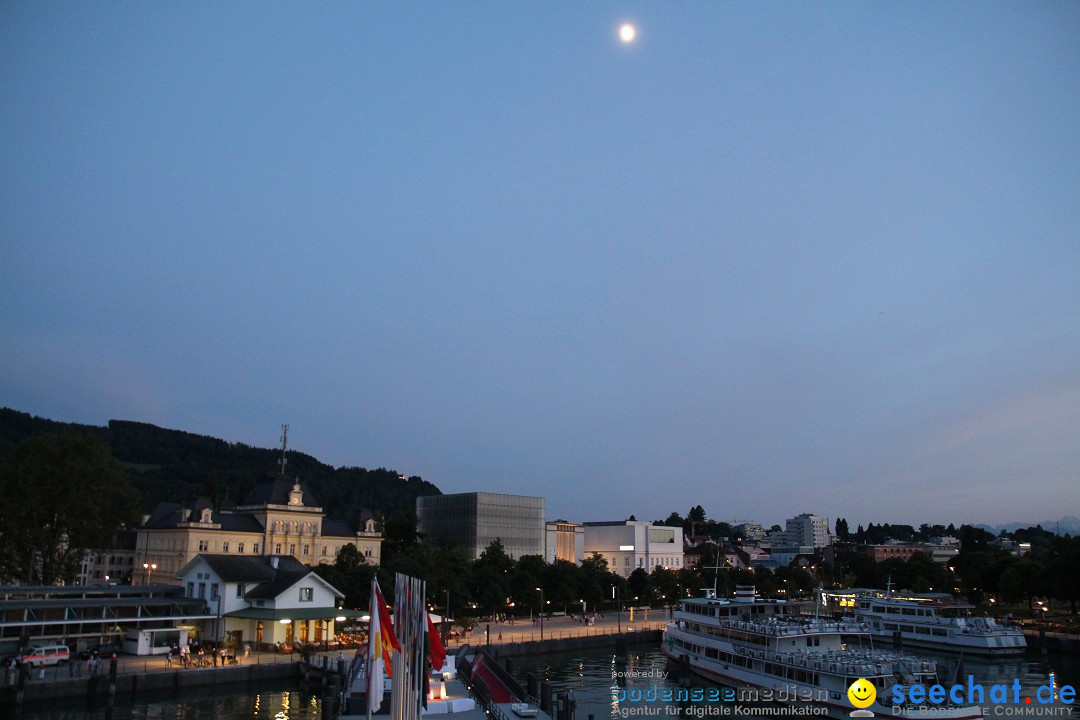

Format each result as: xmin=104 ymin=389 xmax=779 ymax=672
xmin=613 ymin=585 xmax=621 ymax=633
xmin=444 ymin=589 xmax=451 ymax=646
xmin=143 ymin=562 xmax=157 ymax=585
xmin=536 ymin=587 xmax=545 ymax=641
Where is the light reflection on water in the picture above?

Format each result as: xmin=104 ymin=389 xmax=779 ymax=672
xmin=509 ymin=642 xmax=1080 ymax=720
xmin=8 ymin=684 xmax=325 ymax=720
xmin=8 ymin=643 xmax=1076 ymax=720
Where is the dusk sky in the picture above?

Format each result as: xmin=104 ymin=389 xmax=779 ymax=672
xmin=2 ymin=3 xmax=1078 ymax=529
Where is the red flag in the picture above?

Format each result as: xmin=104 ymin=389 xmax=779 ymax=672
xmin=373 ymin=580 xmax=400 ymax=677
xmin=427 ymin=612 xmax=447 ymax=672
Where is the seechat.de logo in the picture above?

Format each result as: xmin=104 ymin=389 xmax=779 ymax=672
xmin=848 ymin=678 xmax=877 ymax=718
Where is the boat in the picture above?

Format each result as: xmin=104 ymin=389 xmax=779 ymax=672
xmin=661 ymin=585 xmax=984 ymax=719
xmin=851 ymin=584 xmax=1027 ymax=657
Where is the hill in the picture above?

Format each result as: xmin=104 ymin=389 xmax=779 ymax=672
xmin=0 ymin=408 xmax=441 ymax=518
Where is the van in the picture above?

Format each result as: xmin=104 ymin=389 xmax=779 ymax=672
xmin=18 ymin=644 xmax=70 ymax=667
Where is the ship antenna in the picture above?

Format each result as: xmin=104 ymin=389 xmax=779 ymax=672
xmin=278 ymin=424 xmax=289 ymax=476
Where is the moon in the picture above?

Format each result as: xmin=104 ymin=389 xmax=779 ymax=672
xmin=619 ymin=23 xmax=636 ymax=43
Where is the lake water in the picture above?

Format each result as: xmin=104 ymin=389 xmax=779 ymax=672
xmin=509 ymin=642 xmax=1079 ymax=720
xmin=8 ymin=642 xmax=1077 ymax=720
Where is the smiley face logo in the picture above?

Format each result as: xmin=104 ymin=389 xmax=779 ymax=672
xmin=847 ymin=678 xmax=876 ymax=709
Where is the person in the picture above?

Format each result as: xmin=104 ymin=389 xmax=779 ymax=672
xmin=212 ymin=647 xmax=218 ymax=666
xmin=109 ymin=653 xmax=117 ymax=677
xmin=244 ymin=643 xmax=251 ymax=659
xmin=220 ymin=647 xmax=226 ymax=665
xmin=165 ymin=651 xmax=172 ymax=669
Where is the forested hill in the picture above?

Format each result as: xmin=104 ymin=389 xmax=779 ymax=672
xmin=0 ymin=408 xmax=441 ymax=517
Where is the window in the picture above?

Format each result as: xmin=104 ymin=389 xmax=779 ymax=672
xmin=222 ymin=542 xmax=229 ymax=553
xmin=303 ymin=545 xmax=310 ymax=555
xmin=275 ymin=543 xmax=282 ymax=554
xmin=238 ymin=542 xmax=245 ymax=553
xmin=211 ymin=583 xmax=219 ymax=600
xmin=187 ymin=582 xmax=194 ymax=597
xmin=300 ymin=587 xmax=314 ymax=602
xmin=321 ymin=547 xmax=327 ymax=556
xmin=289 ymin=544 xmax=296 ymax=555
xmin=198 ymin=540 xmax=209 ymax=552
xmin=197 ymin=583 xmax=206 ymax=599
xmin=253 ymin=543 xmax=260 ymax=554
xmin=236 ymin=583 xmax=246 ymax=598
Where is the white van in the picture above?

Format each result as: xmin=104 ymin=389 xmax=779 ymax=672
xmin=18 ymin=644 xmax=71 ymax=667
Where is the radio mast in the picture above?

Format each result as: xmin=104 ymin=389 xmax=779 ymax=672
xmin=278 ymin=424 xmax=289 ymax=476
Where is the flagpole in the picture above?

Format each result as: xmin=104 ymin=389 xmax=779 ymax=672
xmin=368 ymin=575 xmax=375 ymax=720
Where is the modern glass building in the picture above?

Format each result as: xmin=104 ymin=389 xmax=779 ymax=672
xmin=416 ymin=492 xmax=545 ymax=560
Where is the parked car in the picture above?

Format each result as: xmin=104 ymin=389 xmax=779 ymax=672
xmin=18 ymin=644 xmax=71 ymax=667
xmin=79 ymin=643 xmax=123 ymax=659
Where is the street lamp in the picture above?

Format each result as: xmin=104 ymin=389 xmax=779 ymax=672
xmin=613 ymin=585 xmax=621 ymax=633
xmin=443 ymin=589 xmax=451 ymax=646
xmin=143 ymin=562 xmax=157 ymax=585
xmin=536 ymin=587 xmax=545 ymax=641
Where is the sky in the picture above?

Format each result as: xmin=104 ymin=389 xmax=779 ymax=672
xmin=2 ymin=2 xmax=1078 ymax=530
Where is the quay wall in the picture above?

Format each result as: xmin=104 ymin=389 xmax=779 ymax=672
xmin=1 ymin=661 xmax=302 ymax=707
xmin=484 ymin=628 xmax=662 ymax=660
xmin=1024 ymin=629 xmax=1079 ymax=655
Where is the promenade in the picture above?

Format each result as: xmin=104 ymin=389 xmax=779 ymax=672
xmin=2 ymin=611 xmax=670 ymax=704
xmin=445 ymin=611 xmax=670 ymax=650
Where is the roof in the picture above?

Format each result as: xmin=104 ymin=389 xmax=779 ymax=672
xmin=242 ymin=570 xmax=311 ymax=599
xmin=186 ymin=555 xmax=309 ymax=583
xmin=140 ymin=500 xmax=264 ymax=532
xmin=321 ymin=519 xmax=357 ymax=538
xmin=241 ymin=476 xmax=319 ymax=507
xmin=224 ymin=607 xmax=363 ymax=621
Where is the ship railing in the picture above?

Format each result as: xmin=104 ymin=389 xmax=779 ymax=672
xmin=714 ymin=618 xmax=869 ymax=636
xmin=730 ymin=643 xmax=902 ymax=678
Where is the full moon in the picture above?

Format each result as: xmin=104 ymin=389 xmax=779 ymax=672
xmin=619 ymin=23 xmax=636 ymax=43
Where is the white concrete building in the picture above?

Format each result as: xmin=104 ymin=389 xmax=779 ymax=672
xmin=582 ymin=521 xmax=683 ymax=577
xmin=545 ymin=521 xmax=585 ymax=564
xmin=781 ymin=513 xmax=832 ymax=549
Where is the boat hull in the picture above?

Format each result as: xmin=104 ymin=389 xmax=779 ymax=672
xmin=661 ymin=634 xmax=984 ymax=720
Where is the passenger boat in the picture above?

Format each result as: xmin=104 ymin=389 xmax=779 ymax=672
xmin=661 ymin=585 xmax=984 ymax=719
xmin=851 ymin=585 xmax=1027 ymax=656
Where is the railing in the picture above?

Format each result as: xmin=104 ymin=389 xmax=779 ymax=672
xmin=446 ymin=620 xmax=667 ymax=648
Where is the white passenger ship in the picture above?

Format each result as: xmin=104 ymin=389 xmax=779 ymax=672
xmin=661 ymin=585 xmax=984 ymax=719
xmin=851 ymin=586 xmax=1027 ymax=656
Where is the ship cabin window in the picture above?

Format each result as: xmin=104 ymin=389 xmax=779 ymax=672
xmin=902 ymin=608 xmax=916 ymax=615
xmin=860 ymin=601 xmax=871 ymax=610
xmin=805 ymin=636 xmax=820 ymax=647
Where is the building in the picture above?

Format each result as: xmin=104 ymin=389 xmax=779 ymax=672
xmin=866 ymin=542 xmax=959 ymax=565
xmin=135 ymin=474 xmax=382 ymax=584
xmin=545 ymin=521 xmax=585 ymax=564
xmin=176 ymin=554 xmax=360 ymax=648
xmin=735 ymin=523 xmax=768 ymax=542
xmin=0 ymin=584 xmax=212 ymax=656
xmin=77 ymin=529 xmax=137 ymax=585
xmin=780 ymin=513 xmax=832 ymax=549
xmin=582 ymin=520 xmax=683 ymax=577
xmin=416 ymin=492 xmax=545 ymax=561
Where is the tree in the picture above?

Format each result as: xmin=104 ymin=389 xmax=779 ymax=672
xmin=0 ymin=432 xmax=140 ymax=584
xmin=471 ymin=539 xmax=513 ymax=614
xmin=312 ymin=544 xmax=376 ymax=609
xmin=835 ymin=518 xmax=850 ymax=542
xmin=627 ymin=567 xmax=654 ymax=606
